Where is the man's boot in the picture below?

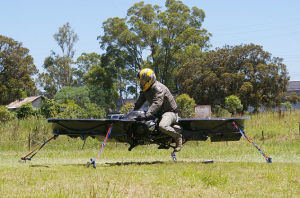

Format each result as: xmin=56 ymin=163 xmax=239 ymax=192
xmin=174 ymin=134 xmax=183 ymax=152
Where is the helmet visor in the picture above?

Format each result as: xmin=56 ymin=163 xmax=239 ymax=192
xmin=139 ymin=78 xmax=147 ymax=89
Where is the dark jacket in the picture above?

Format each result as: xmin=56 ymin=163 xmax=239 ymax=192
xmin=134 ymin=81 xmax=177 ymax=117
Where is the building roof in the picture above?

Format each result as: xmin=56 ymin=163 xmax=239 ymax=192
xmin=287 ymin=81 xmax=300 ymax=92
xmin=6 ymin=96 xmax=43 ymax=109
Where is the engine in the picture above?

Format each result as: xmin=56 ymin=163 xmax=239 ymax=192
xmin=123 ymin=111 xmax=158 ymax=144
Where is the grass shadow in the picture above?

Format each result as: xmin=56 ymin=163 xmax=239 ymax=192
xmin=57 ymin=160 xmax=167 ymax=168
xmin=26 ymin=160 xmax=215 ymax=168
xmin=29 ymin=164 xmax=50 ymax=168
xmin=103 ymin=160 xmax=165 ymax=167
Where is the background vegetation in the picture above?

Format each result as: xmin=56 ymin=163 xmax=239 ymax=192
xmin=1 ymin=0 xmax=299 ymax=116
xmin=176 ymin=94 xmax=196 ymax=118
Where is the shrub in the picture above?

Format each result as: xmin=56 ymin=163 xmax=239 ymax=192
xmin=120 ymin=103 xmax=134 ymax=114
xmin=225 ymin=95 xmax=243 ymax=115
xmin=16 ymin=103 xmax=35 ymax=119
xmin=281 ymin=102 xmax=292 ymax=112
xmin=212 ymin=105 xmax=231 ymax=118
xmin=286 ymin=92 xmax=300 ymax=105
xmin=0 ymin=106 xmax=16 ymax=122
xmin=176 ymin=94 xmax=196 ymax=118
xmin=83 ymin=103 xmax=106 ymax=118
xmin=39 ymin=99 xmax=61 ymax=118
xmin=56 ymin=100 xmax=83 ymax=118
xmin=56 ymin=100 xmax=105 ymax=119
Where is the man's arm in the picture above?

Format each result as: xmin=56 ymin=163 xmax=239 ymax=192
xmin=146 ymin=86 xmax=164 ymax=117
xmin=133 ymin=91 xmax=146 ymax=110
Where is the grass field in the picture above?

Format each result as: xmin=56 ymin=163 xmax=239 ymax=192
xmin=0 ymin=111 xmax=299 ymax=197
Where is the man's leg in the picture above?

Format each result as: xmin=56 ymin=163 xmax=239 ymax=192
xmin=159 ymin=112 xmax=182 ymax=152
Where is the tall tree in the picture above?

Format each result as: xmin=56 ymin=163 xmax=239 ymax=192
xmin=178 ymin=44 xmax=289 ymax=112
xmin=73 ymin=52 xmax=119 ymax=111
xmin=99 ymin=17 xmax=141 ymax=97
xmin=39 ymin=23 xmax=79 ymax=98
xmin=53 ymin=22 xmax=79 ymax=59
xmin=0 ymin=35 xmax=38 ymax=105
xmin=74 ymin=52 xmax=102 ymax=86
xmin=98 ymin=0 xmax=211 ymax=94
xmin=101 ymin=46 xmax=136 ymax=101
xmin=84 ymin=61 xmax=119 ymax=111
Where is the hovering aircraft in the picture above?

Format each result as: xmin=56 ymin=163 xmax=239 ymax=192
xmin=21 ymin=111 xmax=272 ymax=167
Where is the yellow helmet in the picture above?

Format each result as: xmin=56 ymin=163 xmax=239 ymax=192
xmin=137 ymin=68 xmax=156 ymax=92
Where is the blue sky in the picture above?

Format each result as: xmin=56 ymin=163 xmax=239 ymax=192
xmin=1 ymin=0 xmax=299 ymax=80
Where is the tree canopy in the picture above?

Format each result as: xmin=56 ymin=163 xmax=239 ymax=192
xmin=98 ymin=0 xmax=211 ymax=93
xmin=54 ymin=86 xmax=90 ymax=107
xmin=74 ymin=52 xmax=102 ymax=86
xmin=0 ymin=35 xmax=38 ymax=105
xmin=53 ymin=22 xmax=79 ymax=59
xmin=178 ymin=43 xmax=289 ymax=112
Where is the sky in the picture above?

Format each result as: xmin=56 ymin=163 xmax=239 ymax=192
xmin=1 ymin=0 xmax=299 ymax=80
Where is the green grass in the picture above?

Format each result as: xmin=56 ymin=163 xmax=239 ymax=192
xmin=0 ymin=111 xmax=299 ymax=197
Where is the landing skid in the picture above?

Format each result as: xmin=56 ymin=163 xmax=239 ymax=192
xmin=128 ymin=143 xmax=137 ymax=151
xmin=171 ymin=152 xmax=177 ymax=161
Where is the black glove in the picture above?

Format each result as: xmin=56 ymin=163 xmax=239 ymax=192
xmin=135 ymin=114 xmax=155 ymax=121
xmin=135 ymin=116 xmax=146 ymax=121
xmin=145 ymin=114 xmax=155 ymax=120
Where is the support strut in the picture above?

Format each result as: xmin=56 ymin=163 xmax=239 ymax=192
xmin=20 ymin=135 xmax=57 ymax=161
xmin=87 ymin=124 xmax=113 ymax=168
xmin=233 ymin=121 xmax=272 ymax=163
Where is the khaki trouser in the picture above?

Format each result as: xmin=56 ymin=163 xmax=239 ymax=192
xmin=158 ymin=112 xmax=179 ymax=138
